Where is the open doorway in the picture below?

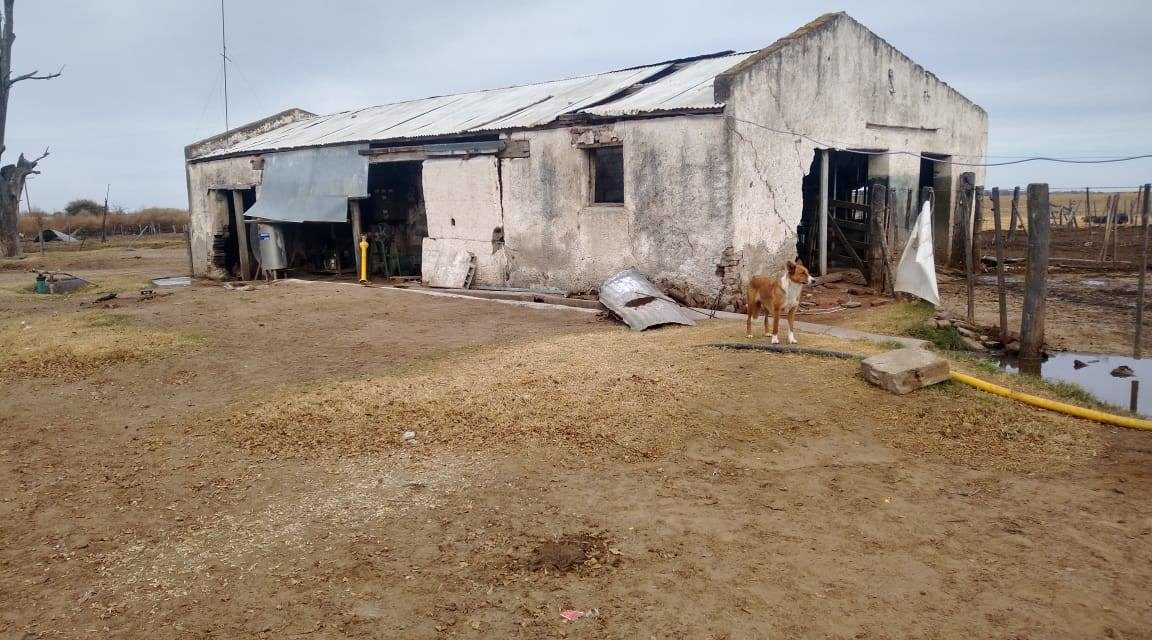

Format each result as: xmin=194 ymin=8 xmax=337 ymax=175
xmin=798 ymin=150 xmax=870 ymax=274
xmin=213 ymin=188 xmax=255 ymax=277
xmin=360 ymin=161 xmax=427 ymax=277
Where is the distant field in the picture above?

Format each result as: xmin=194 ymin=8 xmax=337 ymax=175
xmin=17 ymin=207 xmax=189 ymax=238
xmin=977 ymin=190 xmax=1142 ymax=232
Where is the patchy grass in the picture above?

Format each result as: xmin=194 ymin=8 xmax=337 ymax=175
xmin=221 ymin=318 xmax=1100 ymax=472
xmin=0 ymin=311 xmax=199 ymax=379
xmin=946 ymin=352 xmax=1134 ymax=416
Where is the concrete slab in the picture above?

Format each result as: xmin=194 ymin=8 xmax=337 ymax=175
xmin=860 ymin=348 xmax=950 ymax=395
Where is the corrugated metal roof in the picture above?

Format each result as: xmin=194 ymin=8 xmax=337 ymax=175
xmin=584 ymin=52 xmax=754 ymax=116
xmin=195 ymin=51 xmax=753 ymax=160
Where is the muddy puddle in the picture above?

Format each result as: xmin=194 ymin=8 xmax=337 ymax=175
xmin=995 ymin=352 xmax=1149 ymax=417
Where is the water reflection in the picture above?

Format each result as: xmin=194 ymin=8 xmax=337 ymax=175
xmin=996 ymin=351 xmax=1149 ymax=417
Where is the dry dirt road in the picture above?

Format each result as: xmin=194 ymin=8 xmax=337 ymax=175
xmin=1 ymin=242 xmax=1150 ymax=639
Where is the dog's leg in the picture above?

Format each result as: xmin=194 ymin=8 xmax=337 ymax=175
xmin=770 ymin=305 xmax=780 ymax=344
xmin=787 ymin=306 xmax=798 ymax=344
xmin=745 ymin=292 xmax=756 ymax=339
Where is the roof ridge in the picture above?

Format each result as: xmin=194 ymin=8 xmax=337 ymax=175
xmin=308 ymin=50 xmax=758 ymax=119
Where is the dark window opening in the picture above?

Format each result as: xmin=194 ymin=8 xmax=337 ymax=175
xmin=590 ymin=146 xmax=624 ymax=204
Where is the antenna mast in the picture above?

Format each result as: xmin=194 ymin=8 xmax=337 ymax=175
xmin=220 ymin=0 xmax=230 ymax=130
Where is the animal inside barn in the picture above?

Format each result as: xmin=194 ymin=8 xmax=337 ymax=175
xmin=183 ymin=12 xmax=986 ymax=309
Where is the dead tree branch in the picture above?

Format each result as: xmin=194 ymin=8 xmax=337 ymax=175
xmin=9 ymin=64 xmax=63 ymax=85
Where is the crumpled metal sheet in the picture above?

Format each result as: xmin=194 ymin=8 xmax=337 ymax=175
xmin=243 ymin=144 xmax=368 ymax=223
xmin=599 ymin=269 xmax=696 ymax=332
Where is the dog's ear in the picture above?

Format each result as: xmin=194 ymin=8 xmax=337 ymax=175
xmin=786 ymin=260 xmax=796 ymax=273
xmin=794 ymin=257 xmax=804 ymax=267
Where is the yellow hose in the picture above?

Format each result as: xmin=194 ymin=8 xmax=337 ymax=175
xmin=949 ymin=371 xmax=1152 ymax=431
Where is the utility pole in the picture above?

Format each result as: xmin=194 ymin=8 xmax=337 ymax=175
xmin=100 ymin=183 xmax=109 ymax=243
xmin=220 ymin=0 xmax=230 ymax=130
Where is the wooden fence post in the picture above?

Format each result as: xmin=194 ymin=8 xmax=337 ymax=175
xmin=867 ymin=184 xmax=894 ymax=294
xmin=950 ymin=172 xmax=975 ymax=269
xmin=1008 ymin=186 xmax=1021 ymax=241
xmin=1085 ymin=187 xmax=1092 ymax=238
xmin=1135 ymin=183 xmax=1150 ymax=358
xmin=1100 ymin=194 xmax=1115 ymax=265
xmin=991 ymin=187 xmax=1008 ymax=341
xmin=972 ymin=186 xmax=984 ymax=268
xmin=1020 ymin=184 xmax=1051 ymax=362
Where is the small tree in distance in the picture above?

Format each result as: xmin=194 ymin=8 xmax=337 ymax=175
xmin=63 ymin=198 xmax=101 ymax=216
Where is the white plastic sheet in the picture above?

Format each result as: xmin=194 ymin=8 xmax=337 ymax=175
xmin=894 ymin=201 xmax=941 ymax=306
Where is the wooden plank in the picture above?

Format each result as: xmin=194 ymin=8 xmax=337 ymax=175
xmin=830 ymin=199 xmax=870 ymax=212
xmin=496 ymin=139 xmax=530 ymax=159
xmin=831 ymin=219 xmax=869 ymax=233
xmin=350 ymin=199 xmax=363 ymax=276
xmin=230 ymin=190 xmax=251 ymax=280
xmin=1020 ymin=184 xmax=1051 ymax=361
xmin=828 ymin=217 xmax=868 ymax=278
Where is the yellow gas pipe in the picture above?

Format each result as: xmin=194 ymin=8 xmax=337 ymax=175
xmin=358 ymin=235 xmax=369 ymax=284
xmin=949 ymin=371 xmax=1152 ymax=431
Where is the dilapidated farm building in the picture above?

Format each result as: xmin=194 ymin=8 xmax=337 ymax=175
xmin=185 ymin=12 xmax=986 ymax=306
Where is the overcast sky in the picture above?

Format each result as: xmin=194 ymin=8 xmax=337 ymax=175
xmin=7 ymin=0 xmax=1151 ymax=211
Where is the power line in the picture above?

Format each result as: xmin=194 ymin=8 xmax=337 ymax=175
xmin=724 ymin=116 xmax=1152 ymax=167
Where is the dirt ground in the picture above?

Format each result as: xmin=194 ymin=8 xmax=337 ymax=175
xmin=2 ymin=242 xmax=1151 ymax=639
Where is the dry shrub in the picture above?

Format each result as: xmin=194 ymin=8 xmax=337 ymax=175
xmin=0 ymin=312 xmax=199 ymax=379
xmin=221 ymin=320 xmax=1099 ymax=472
xmin=17 ymin=207 xmax=189 ymax=237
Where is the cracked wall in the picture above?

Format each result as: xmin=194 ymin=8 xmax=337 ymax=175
xmin=500 ymin=115 xmax=732 ymax=296
xmin=186 ymin=156 xmax=262 ymax=279
xmin=421 ymin=156 xmax=508 ymax=285
xmin=724 ymin=16 xmax=988 ymax=275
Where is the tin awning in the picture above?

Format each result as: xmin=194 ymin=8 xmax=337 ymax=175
xmin=244 ymin=144 xmax=368 ymax=223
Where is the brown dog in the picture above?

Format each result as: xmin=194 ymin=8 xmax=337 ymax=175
xmin=745 ymin=259 xmax=816 ymax=343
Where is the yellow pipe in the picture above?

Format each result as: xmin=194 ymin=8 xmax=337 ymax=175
xmin=358 ymin=235 xmax=369 ymax=284
xmin=949 ymin=371 xmax=1152 ymax=431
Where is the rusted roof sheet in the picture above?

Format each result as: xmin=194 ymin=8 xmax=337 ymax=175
xmin=599 ymin=269 xmax=697 ymax=332
xmin=193 ymin=52 xmax=753 ymax=160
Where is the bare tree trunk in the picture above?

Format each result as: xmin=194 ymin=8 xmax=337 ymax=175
xmin=0 ymin=0 xmax=62 ymax=257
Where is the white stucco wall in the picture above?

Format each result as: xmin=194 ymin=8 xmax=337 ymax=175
xmin=186 ymin=157 xmax=262 ymax=279
xmin=420 ymin=156 xmax=509 ymax=285
xmin=721 ymin=14 xmax=988 ymax=275
xmin=499 ymin=114 xmax=732 ymax=295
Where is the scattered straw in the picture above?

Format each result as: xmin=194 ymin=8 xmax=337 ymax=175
xmin=221 ymin=320 xmax=1099 ymax=472
xmin=0 ymin=312 xmax=199 ymax=379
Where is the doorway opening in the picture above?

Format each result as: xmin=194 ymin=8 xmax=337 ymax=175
xmin=798 ymin=150 xmax=870 ymax=274
xmin=214 ymin=188 xmax=255 ymax=277
xmin=360 ymin=161 xmax=427 ymax=278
